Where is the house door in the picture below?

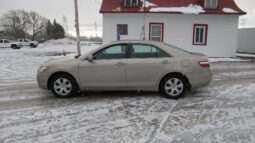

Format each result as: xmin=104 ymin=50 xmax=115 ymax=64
xmin=149 ymin=23 xmax=164 ymax=42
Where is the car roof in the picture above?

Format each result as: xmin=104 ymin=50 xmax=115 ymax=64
xmin=110 ymin=40 xmax=162 ymax=45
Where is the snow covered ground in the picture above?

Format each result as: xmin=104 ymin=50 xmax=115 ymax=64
xmin=0 ymin=39 xmax=255 ymax=143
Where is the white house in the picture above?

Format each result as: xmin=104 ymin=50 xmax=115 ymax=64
xmin=100 ymin=0 xmax=246 ymax=57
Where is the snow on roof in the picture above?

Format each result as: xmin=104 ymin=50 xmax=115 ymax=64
xmin=113 ymin=7 xmax=121 ymax=12
xmin=141 ymin=0 xmax=157 ymax=8
xmin=100 ymin=0 xmax=246 ymax=15
xmin=222 ymin=8 xmax=238 ymax=13
xmin=150 ymin=4 xmax=205 ymax=14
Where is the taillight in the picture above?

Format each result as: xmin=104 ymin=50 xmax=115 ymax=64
xmin=198 ymin=61 xmax=210 ymax=67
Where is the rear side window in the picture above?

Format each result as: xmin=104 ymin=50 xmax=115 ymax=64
xmin=0 ymin=40 xmax=3 ymax=43
xmin=130 ymin=44 xmax=170 ymax=58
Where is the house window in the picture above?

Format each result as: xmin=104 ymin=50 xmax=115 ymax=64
xmin=193 ymin=24 xmax=208 ymax=45
xmin=124 ymin=0 xmax=138 ymax=7
xmin=149 ymin=23 xmax=164 ymax=42
xmin=117 ymin=24 xmax=128 ymax=35
xmin=204 ymin=0 xmax=218 ymax=9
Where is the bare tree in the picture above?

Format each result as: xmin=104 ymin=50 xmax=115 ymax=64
xmin=27 ymin=11 xmax=47 ymax=40
xmin=0 ymin=10 xmax=29 ymax=38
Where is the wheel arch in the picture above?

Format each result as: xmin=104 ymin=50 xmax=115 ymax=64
xmin=47 ymin=71 xmax=80 ymax=90
xmin=11 ymin=44 xmax=17 ymax=47
xmin=158 ymin=72 xmax=191 ymax=91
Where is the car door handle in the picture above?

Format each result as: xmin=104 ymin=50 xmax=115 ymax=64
xmin=115 ymin=62 xmax=125 ymax=66
xmin=161 ymin=60 xmax=169 ymax=64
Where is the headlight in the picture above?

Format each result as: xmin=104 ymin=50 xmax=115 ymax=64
xmin=38 ymin=66 xmax=49 ymax=72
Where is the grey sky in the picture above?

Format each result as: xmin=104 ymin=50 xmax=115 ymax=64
xmin=0 ymin=0 xmax=254 ymax=37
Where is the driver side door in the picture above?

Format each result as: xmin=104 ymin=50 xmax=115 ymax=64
xmin=4 ymin=40 xmax=11 ymax=48
xmin=79 ymin=44 xmax=128 ymax=90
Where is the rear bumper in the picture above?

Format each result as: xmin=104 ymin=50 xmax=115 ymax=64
xmin=186 ymin=69 xmax=212 ymax=89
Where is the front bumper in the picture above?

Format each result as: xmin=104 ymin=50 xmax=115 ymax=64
xmin=37 ymin=71 xmax=51 ymax=90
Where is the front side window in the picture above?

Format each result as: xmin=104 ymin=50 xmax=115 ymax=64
xmin=93 ymin=44 xmax=127 ymax=60
xmin=117 ymin=24 xmax=128 ymax=35
xmin=204 ymin=0 xmax=218 ymax=9
xmin=4 ymin=40 xmax=10 ymax=43
xmin=24 ymin=39 xmax=29 ymax=42
xmin=124 ymin=0 xmax=138 ymax=7
xmin=193 ymin=24 xmax=208 ymax=45
xmin=130 ymin=44 xmax=170 ymax=58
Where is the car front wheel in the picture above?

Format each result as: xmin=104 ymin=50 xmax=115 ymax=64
xmin=160 ymin=75 xmax=187 ymax=99
xmin=50 ymin=74 xmax=78 ymax=98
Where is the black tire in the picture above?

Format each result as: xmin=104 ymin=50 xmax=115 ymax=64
xmin=30 ymin=44 xmax=36 ymax=48
xmin=160 ymin=75 xmax=187 ymax=99
xmin=50 ymin=74 xmax=78 ymax=98
xmin=11 ymin=45 xmax=17 ymax=49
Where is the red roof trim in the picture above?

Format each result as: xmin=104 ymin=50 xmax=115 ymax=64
xmin=100 ymin=0 xmax=246 ymax=15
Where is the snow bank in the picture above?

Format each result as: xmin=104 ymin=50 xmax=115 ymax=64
xmin=236 ymin=53 xmax=255 ymax=58
xmin=41 ymin=38 xmax=75 ymax=46
xmin=150 ymin=4 xmax=205 ymax=14
xmin=209 ymin=58 xmax=250 ymax=62
xmin=222 ymin=8 xmax=238 ymax=13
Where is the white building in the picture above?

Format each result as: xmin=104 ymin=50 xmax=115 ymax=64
xmin=238 ymin=28 xmax=255 ymax=54
xmin=100 ymin=0 xmax=246 ymax=57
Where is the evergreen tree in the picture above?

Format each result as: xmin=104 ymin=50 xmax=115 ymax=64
xmin=52 ymin=19 xmax=65 ymax=39
xmin=46 ymin=20 xmax=53 ymax=40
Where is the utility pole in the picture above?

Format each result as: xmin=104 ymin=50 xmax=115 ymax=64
xmin=74 ymin=0 xmax=81 ymax=56
xmin=95 ymin=22 xmax=98 ymax=41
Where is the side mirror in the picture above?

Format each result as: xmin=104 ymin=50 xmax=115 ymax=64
xmin=85 ymin=55 xmax=93 ymax=62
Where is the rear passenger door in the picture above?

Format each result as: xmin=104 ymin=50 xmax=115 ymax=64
xmin=126 ymin=44 xmax=174 ymax=88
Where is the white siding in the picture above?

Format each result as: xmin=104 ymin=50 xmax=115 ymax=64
xmin=237 ymin=28 xmax=255 ymax=54
xmin=103 ymin=13 xmax=239 ymax=57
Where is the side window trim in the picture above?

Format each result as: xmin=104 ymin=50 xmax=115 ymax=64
xmin=128 ymin=44 xmax=171 ymax=59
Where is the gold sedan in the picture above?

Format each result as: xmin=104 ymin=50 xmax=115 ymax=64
xmin=37 ymin=40 xmax=212 ymax=99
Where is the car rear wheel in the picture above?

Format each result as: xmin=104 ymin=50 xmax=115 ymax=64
xmin=160 ymin=75 xmax=186 ymax=99
xmin=30 ymin=44 xmax=36 ymax=48
xmin=50 ymin=74 xmax=78 ymax=98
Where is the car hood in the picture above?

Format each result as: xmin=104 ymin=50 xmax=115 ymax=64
xmin=42 ymin=56 xmax=77 ymax=66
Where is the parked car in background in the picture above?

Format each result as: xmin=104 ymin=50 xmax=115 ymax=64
xmin=0 ymin=39 xmax=22 ymax=49
xmin=37 ymin=40 xmax=212 ymax=99
xmin=18 ymin=39 xmax=38 ymax=48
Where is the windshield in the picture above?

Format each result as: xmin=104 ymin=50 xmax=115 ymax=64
xmin=163 ymin=43 xmax=191 ymax=54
